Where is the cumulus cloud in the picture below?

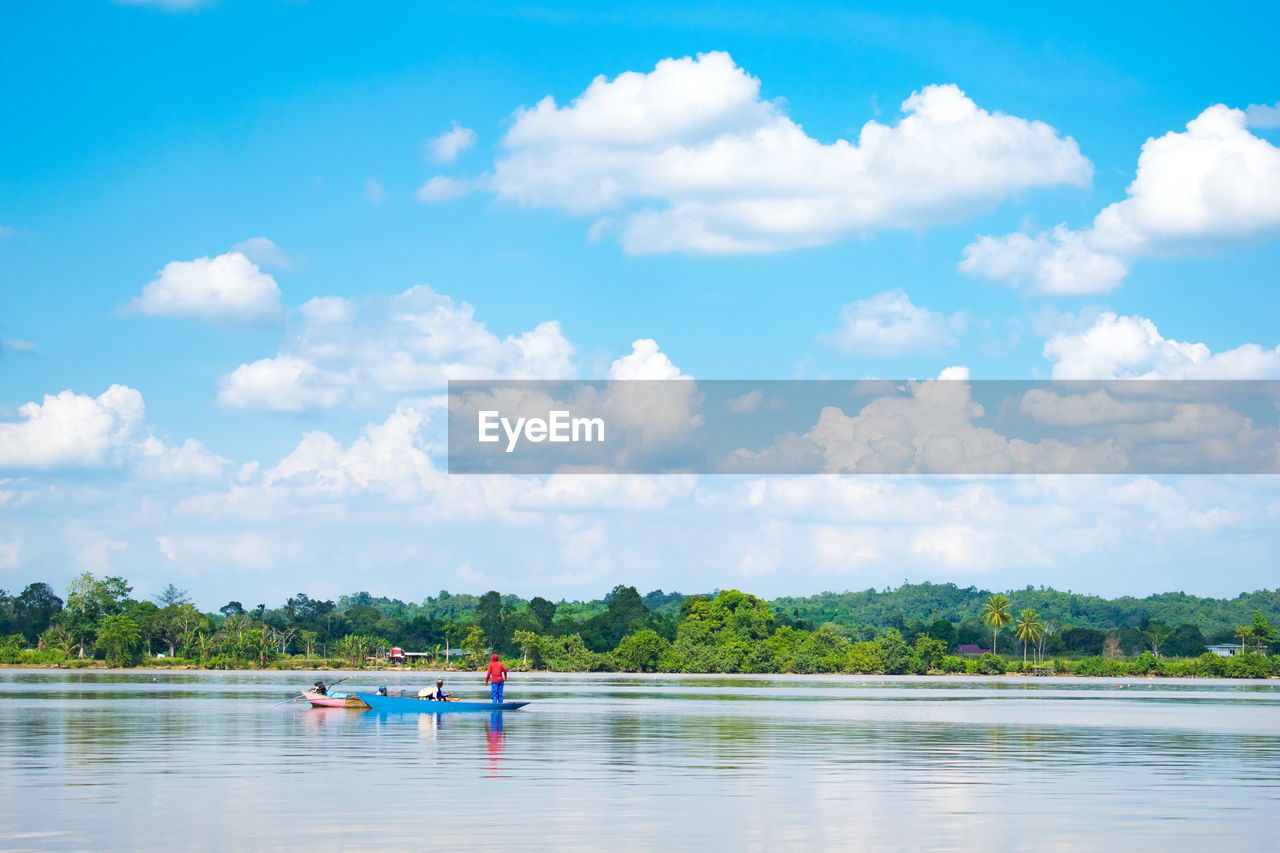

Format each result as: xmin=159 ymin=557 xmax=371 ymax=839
xmin=0 ymin=386 xmax=146 ymax=468
xmin=1246 ymin=102 xmax=1280 ymax=129
xmin=218 ymin=285 xmax=576 ymax=412
xmin=131 ymin=250 xmax=282 ymax=323
xmin=0 ymin=539 xmax=19 ymax=571
xmin=0 ymin=385 xmax=227 ymax=479
xmin=364 ymin=179 xmax=386 ymax=204
xmin=230 ymin=237 xmax=292 ymax=270
xmin=417 ymin=176 xmax=478 ymax=202
xmin=827 ymin=289 xmax=961 ymax=355
xmin=961 ymin=104 xmax=1280 ymax=292
xmin=607 ymin=339 xmax=688 ymax=379
xmin=426 ymin=121 xmax=477 ymax=164
xmin=441 ymin=52 xmax=1089 ymax=254
xmin=724 ymin=389 xmax=783 ymax=414
xmin=1043 ymin=312 xmax=1280 ymax=379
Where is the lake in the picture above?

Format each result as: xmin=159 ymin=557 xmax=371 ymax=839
xmin=0 ymin=670 xmax=1277 ymax=851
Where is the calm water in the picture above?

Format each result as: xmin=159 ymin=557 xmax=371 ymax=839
xmin=1 ymin=671 xmax=1277 ymax=851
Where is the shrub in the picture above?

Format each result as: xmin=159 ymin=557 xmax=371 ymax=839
xmin=970 ymin=653 xmax=1006 ymax=675
xmin=1224 ymin=652 xmax=1276 ymax=679
xmin=1130 ymin=652 xmax=1163 ymax=676
xmin=1195 ymin=652 xmax=1226 ymax=677
xmin=938 ymin=655 xmax=966 ymax=674
xmin=1052 ymin=659 xmax=1072 ymax=675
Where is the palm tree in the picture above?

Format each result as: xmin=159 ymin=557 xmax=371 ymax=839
xmin=1235 ymin=624 xmax=1255 ymax=655
xmin=1013 ymin=608 xmax=1044 ymax=665
xmin=981 ymin=594 xmax=1012 ymax=655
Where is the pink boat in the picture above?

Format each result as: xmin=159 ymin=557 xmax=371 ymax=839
xmin=301 ymin=689 xmax=369 ymax=709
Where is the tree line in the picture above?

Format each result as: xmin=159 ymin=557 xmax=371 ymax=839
xmin=0 ymin=575 xmax=1275 ymax=677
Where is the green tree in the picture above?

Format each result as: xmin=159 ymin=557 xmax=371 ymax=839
xmin=1013 ymin=608 xmax=1043 ymax=665
xmin=981 ymin=594 xmax=1011 ymax=655
xmin=1141 ymin=620 xmax=1174 ymax=657
xmin=512 ymin=630 xmax=538 ymax=667
xmin=62 ymin=573 xmax=133 ymax=658
xmin=528 ymin=597 xmax=557 ymax=632
xmin=299 ymin=629 xmax=318 ymax=658
xmin=14 ymin=583 xmax=63 ymax=642
xmin=96 ymin=614 xmax=142 ymax=667
xmin=442 ymin=620 xmax=466 ymax=660
xmin=464 ymin=625 xmax=487 ymax=663
xmin=152 ymin=584 xmax=191 ymax=608
xmin=615 ymin=629 xmax=670 ymax=672
xmin=1235 ymin=624 xmax=1255 ymax=653
xmin=1249 ymin=611 xmax=1277 ymax=653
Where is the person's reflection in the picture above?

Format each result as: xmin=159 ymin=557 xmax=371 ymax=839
xmin=418 ymin=713 xmax=444 ymax=740
xmin=486 ymin=712 xmax=505 ymax=776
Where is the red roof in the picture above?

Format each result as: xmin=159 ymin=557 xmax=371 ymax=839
xmin=957 ymin=644 xmax=990 ymax=655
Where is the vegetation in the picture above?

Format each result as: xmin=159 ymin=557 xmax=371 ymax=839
xmin=0 ymin=576 xmax=1276 ymax=677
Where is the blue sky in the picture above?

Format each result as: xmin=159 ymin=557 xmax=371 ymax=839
xmin=2 ymin=1 xmax=1279 ymax=607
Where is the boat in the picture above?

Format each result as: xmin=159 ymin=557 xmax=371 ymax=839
xmin=354 ymin=692 xmax=528 ymax=712
xmin=301 ymin=689 xmax=370 ymax=709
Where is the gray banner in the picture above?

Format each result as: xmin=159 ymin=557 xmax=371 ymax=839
xmin=447 ymin=380 xmax=1280 ymax=474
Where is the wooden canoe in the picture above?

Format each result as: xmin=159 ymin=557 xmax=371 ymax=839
xmin=354 ymin=692 xmax=528 ymax=712
xmin=301 ymin=690 xmax=370 ymax=709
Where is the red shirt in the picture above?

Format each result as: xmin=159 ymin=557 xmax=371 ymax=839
xmin=486 ymin=659 xmax=508 ymax=683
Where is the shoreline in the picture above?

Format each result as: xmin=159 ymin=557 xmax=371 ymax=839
xmin=2 ymin=662 xmax=1274 ymax=679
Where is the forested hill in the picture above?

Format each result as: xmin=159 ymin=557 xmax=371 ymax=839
xmin=771 ymin=583 xmax=1280 ymax=636
xmin=347 ymin=582 xmax=1280 ymax=638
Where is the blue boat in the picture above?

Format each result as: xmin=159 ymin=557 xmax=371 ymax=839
xmin=354 ymin=692 xmax=528 ymax=713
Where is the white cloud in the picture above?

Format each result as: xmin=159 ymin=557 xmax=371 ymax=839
xmin=725 ymin=389 xmax=784 ymax=414
xmin=1043 ymin=312 xmax=1280 ymax=379
xmin=0 ymin=385 xmax=227 ymax=480
xmin=417 ymin=176 xmax=478 ymax=202
xmin=962 ymin=104 xmax=1280 ymax=292
xmin=607 ymin=339 xmax=688 ymax=379
xmin=827 ymin=289 xmax=960 ymax=355
xmin=364 ymin=179 xmax=386 ymax=204
xmin=131 ymin=250 xmax=282 ymax=323
xmin=959 ymin=225 xmax=1130 ymax=294
xmin=157 ymin=532 xmax=298 ymax=571
xmin=427 ymin=121 xmax=478 ymax=164
xmin=475 ymin=51 xmax=1089 ymax=254
xmin=0 ymin=386 xmax=146 ymax=468
xmin=0 ymin=225 xmax=13 ymax=239
xmin=1246 ymin=102 xmax=1280 ymax=129
xmin=217 ymin=355 xmax=350 ymax=413
xmin=218 ymin=285 xmax=576 ymax=411
xmin=69 ymin=526 xmax=126 ymax=573
xmin=229 ymin=237 xmax=292 ymax=270
xmin=0 ymin=539 xmax=19 ymax=571
xmin=135 ymin=437 xmax=230 ymax=483
xmin=2 ymin=340 xmax=36 ymax=353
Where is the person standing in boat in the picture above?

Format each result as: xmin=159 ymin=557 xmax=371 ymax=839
xmin=484 ymin=654 xmax=508 ymax=704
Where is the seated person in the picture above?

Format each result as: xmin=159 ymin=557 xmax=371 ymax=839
xmin=429 ymin=679 xmax=452 ymax=701
xmin=313 ymin=681 xmax=327 ymax=696
xmin=376 ymin=685 xmax=389 ymax=696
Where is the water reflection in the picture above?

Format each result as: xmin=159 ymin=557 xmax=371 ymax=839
xmin=0 ymin=670 xmax=1277 ymax=851
xmin=486 ymin=712 xmax=505 ymax=777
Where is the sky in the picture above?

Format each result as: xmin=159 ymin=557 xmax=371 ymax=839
xmin=2 ymin=1 xmax=1279 ymax=608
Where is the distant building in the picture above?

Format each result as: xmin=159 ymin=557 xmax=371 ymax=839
xmin=1207 ymin=643 xmax=1243 ymax=658
xmin=957 ymin=644 xmax=991 ymax=656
